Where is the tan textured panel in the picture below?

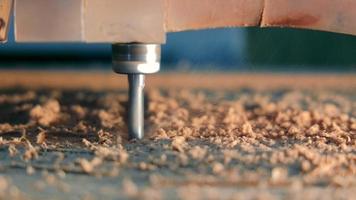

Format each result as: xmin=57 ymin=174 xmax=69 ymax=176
xmin=15 ymin=0 xmax=82 ymax=42
xmin=12 ymin=0 xmax=356 ymax=43
xmin=0 ymin=0 xmax=12 ymax=42
xmin=165 ymin=0 xmax=264 ymax=32
xmin=262 ymin=0 xmax=356 ymax=36
xmin=84 ymin=0 xmax=165 ymax=43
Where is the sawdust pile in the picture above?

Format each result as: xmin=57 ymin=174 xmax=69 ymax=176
xmin=147 ymin=89 xmax=355 ymax=185
xmin=0 ymin=86 xmax=355 ymax=199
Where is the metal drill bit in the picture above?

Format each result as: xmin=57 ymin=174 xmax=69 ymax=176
xmin=128 ymin=74 xmax=145 ymax=139
xmin=112 ymin=43 xmax=161 ymax=140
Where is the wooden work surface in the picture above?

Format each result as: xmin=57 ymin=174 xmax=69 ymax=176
xmin=0 ymin=71 xmax=355 ymax=199
xmin=0 ymin=70 xmax=355 ymax=90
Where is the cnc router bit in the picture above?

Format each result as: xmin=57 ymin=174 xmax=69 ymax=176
xmin=112 ymin=43 xmax=161 ymax=140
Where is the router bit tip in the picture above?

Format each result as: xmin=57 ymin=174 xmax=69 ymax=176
xmin=128 ymin=74 xmax=145 ymax=139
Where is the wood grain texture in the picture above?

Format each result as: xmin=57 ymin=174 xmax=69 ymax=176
xmin=166 ymin=0 xmax=356 ymax=36
xmin=165 ymin=0 xmax=264 ymax=32
xmin=0 ymin=0 xmax=12 ymax=42
xmin=11 ymin=0 xmax=356 ymax=43
xmin=84 ymin=0 xmax=165 ymax=43
xmin=15 ymin=0 xmax=82 ymax=42
xmin=261 ymin=0 xmax=356 ymax=36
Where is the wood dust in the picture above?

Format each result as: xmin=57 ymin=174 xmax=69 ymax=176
xmin=0 ymin=74 xmax=354 ymax=199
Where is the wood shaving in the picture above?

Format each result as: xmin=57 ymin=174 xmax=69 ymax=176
xmin=78 ymin=157 xmax=103 ymax=174
xmin=171 ymin=136 xmax=187 ymax=152
xmin=0 ymin=123 xmax=13 ymax=133
xmin=0 ymin=74 xmax=354 ymax=199
xmin=212 ymin=162 xmax=224 ymax=174
xmin=36 ymin=131 xmax=46 ymax=144
xmin=270 ymin=167 xmax=288 ymax=185
xmin=30 ymin=99 xmax=60 ymax=126
xmin=8 ymin=144 xmax=18 ymax=157
xmin=189 ymin=146 xmax=207 ymax=160
xmin=71 ymin=105 xmax=87 ymax=119
xmin=23 ymin=141 xmax=39 ymax=161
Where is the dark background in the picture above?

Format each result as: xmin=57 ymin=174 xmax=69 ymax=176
xmin=0 ymin=19 xmax=355 ymax=72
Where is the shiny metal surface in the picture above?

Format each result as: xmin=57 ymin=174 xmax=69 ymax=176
xmin=128 ymin=74 xmax=145 ymax=139
xmin=112 ymin=43 xmax=161 ymax=140
xmin=112 ymin=43 xmax=160 ymax=74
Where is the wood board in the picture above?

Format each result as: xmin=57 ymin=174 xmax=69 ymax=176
xmin=9 ymin=0 xmax=356 ymax=43
xmin=0 ymin=0 xmax=12 ymax=42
